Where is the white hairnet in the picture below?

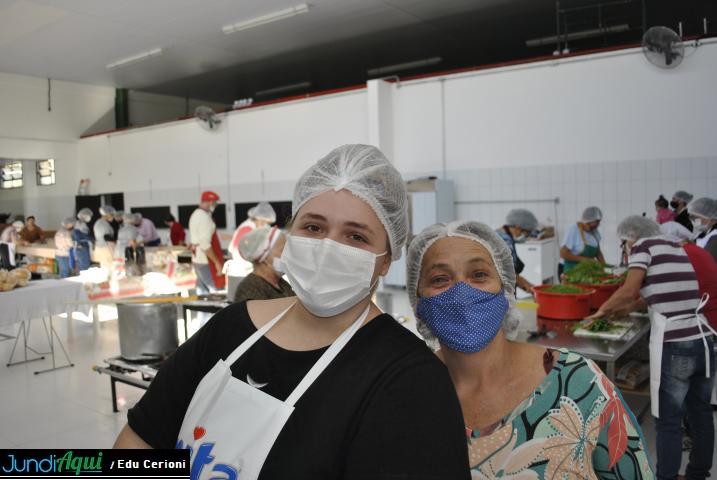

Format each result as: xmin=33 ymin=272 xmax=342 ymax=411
xmin=99 ymin=205 xmax=116 ymax=216
xmin=12 ymin=220 xmax=24 ymax=231
xmin=673 ymin=190 xmax=693 ymax=204
xmin=617 ymin=215 xmax=661 ymax=241
xmin=77 ymin=208 xmax=93 ymax=223
xmin=690 ymin=197 xmax=717 ymax=220
xmin=239 ymin=226 xmax=281 ymax=263
xmin=406 ymin=220 xmax=521 ymax=350
xmin=248 ymin=202 xmax=276 ymax=223
xmin=122 ymin=212 xmax=135 ymax=222
xmin=61 ymin=217 xmax=75 ymax=228
xmin=292 ymin=144 xmax=408 ymax=260
xmin=506 ymin=209 xmax=538 ymax=231
xmin=132 ymin=213 xmax=142 ymax=223
xmin=581 ymin=206 xmax=603 ymax=223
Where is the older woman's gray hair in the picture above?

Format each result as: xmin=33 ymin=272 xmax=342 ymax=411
xmin=617 ymin=215 xmax=661 ymax=241
xmin=406 ymin=220 xmax=522 ymax=350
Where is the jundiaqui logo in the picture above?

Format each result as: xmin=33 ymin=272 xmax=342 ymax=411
xmin=1 ymin=451 xmax=103 ymax=475
xmin=176 ymin=426 xmax=238 ymax=480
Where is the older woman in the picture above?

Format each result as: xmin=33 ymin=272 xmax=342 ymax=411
xmin=114 ymin=145 xmax=470 ymax=480
xmin=233 ymin=226 xmax=294 ymax=303
xmin=407 ymin=220 xmax=652 ymax=479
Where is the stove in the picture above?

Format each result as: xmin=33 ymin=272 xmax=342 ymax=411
xmin=92 ymin=354 xmax=170 ymax=412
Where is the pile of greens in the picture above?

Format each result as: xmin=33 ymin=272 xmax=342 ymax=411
xmin=563 ymin=261 xmax=624 ymax=285
xmin=571 ymin=317 xmax=618 ymax=333
xmin=543 ymin=285 xmax=587 ymax=294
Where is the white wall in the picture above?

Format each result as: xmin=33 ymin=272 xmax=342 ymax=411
xmin=5 ymin=42 xmax=716 ymax=264
xmin=392 ymin=41 xmax=717 ymax=263
xmin=0 ymin=72 xmax=235 ymax=227
xmin=77 ymin=90 xmax=369 ymax=239
xmin=0 ymin=73 xmax=116 ymax=225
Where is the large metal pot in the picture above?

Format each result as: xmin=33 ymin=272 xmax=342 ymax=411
xmin=117 ymin=302 xmax=179 ymax=360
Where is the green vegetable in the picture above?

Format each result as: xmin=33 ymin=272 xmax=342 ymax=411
xmin=564 ymin=261 xmax=625 ymax=285
xmin=572 ymin=317 xmax=617 ymax=333
xmin=543 ymin=285 xmax=586 ymax=294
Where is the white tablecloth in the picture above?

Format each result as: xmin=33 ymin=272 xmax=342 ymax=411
xmin=0 ymin=279 xmax=89 ymax=328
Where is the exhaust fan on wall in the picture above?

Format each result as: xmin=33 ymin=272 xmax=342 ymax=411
xmin=642 ymin=26 xmax=685 ymax=68
xmin=195 ymin=106 xmax=222 ymax=130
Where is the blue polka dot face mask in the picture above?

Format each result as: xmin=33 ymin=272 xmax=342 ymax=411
xmin=416 ymin=281 xmax=509 ymax=353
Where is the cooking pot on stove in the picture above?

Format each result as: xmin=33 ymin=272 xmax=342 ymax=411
xmin=117 ymin=301 xmax=179 ymax=361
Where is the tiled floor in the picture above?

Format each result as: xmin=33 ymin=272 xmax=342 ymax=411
xmin=0 ymin=300 xmax=715 ymax=476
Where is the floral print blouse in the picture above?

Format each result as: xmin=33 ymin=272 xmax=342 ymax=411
xmin=467 ymin=349 xmax=654 ymax=479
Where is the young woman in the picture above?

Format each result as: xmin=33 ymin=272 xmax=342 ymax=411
xmin=114 ymin=145 xmax=470 ymax=480
xmin=407 ymin=220 xmax=653 ymax=479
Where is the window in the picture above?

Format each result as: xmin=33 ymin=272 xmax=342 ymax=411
xmin=36 ymin=158 xmax=55 ymax=186
xmin=0 ymin=161 xmax=23 ymax=189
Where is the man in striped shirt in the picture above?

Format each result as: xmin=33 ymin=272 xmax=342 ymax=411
xmin=587 ymin=215 xmax=714 ymax=480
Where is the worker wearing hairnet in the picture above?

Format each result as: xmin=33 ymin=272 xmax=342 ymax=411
xmin=94 ymin=205 xmax=116 ymax=271
xmin=690 ymin=197 xmax=717 ymax=261
xmin=588 ymin=215 xmax=714 ymax=478
xmin=55 ymin=218 xmax=76 ymax=278
xmin=406 ymin=220 xmax=652 ymax=478
xmin=116 ymin=144 xmax=470 ymax=480
xmin=0 ymin=220 xmax=24 ymax=269
xmin=671 ymin=189 xmax=694 ymax=232
xmin=498 ymin=208 xmax=538 ymax=293
xmin=560 ymin=206 xmax=605 ymax=272
xmin=115 ymin=212 xmax=143 ymax=262
xmin=72 ymin=208 xmax=94 ymax=271
xmin=233 ymin=226 xmax=294 ymax=303
xmin=227 ymin=201 xmax=277 ymax=291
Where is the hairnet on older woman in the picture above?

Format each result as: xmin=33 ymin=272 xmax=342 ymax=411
xmin=239 ymin=226 xmax=281 ymax=263
xmin=617 ymin=215 xmax=661 ymax=241
xmin=690 ymin=197 xmax=717 ymax=220
xmin=506 ymin=209 xmax=538 ymax=231
xmin=292 ymin=144 xmax=409 ymax=260
xmin=248 ymin=201 xmax=277 ymax=223
xmin=406 ymin=220 xmax=522 ymax=349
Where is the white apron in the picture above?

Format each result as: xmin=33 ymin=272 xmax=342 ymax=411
xmin=696 ymin=228 xmax=717 ymax=249
xmin=649 ymin=294 xmax=717 ymax=417
xmin=176 ymin=302 xmax=370 ymax=480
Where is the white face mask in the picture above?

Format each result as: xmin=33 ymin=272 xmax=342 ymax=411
xmin=693 ymin=218 xmax=708 ymax=233
xmin=280 ymin=235 xmax=386 ymax=317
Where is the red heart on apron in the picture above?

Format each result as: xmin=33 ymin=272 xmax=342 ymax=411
xmin=193 ymin=426 xmax=206 ymax=440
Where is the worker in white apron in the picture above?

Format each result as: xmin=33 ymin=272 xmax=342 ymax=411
xmin=176 ymin=302 xmax=367 ymax=479
xmin=649 ymin=294 xmax=717 ymax=418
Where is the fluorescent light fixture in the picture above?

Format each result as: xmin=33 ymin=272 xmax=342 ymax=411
xmin=106 ymin=48 xmax=163 ymax=70
xmin=255 ymin=81 xmax=311 ymax=97
xmin=526 ymin=24 xmax=630 ymax=47
xmin=222 ymin=3 xmax=311 ymax=34
xmin=367 ymin=57 xmax=442 ymax=76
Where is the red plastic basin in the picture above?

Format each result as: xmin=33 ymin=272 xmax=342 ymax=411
xmin=568 ymin=276 xmax=623 ymax=310
xmin=533 ymin=285 xmax=595 ymax=320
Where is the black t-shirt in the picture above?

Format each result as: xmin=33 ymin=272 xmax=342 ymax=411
xmin=675 ymin=209 xmax=693 ymax=232
xmin=128 ymin=301 xmax=470 ymax=480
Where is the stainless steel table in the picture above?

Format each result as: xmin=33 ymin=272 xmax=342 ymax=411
xmin=514 ymin=308 xmax=650 ymax=380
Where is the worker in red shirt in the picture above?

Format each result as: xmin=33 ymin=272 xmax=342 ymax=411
xmin=164 ymin=214 xmax=186 ymax=246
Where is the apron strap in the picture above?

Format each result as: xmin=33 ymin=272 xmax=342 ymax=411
xmin=225 ymin=303 xmax=296 ymax=365
xmin=285 ymin=305 xmax=371 ymax=407
xmin=692 ymin=294 xmax=716 ymax=379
